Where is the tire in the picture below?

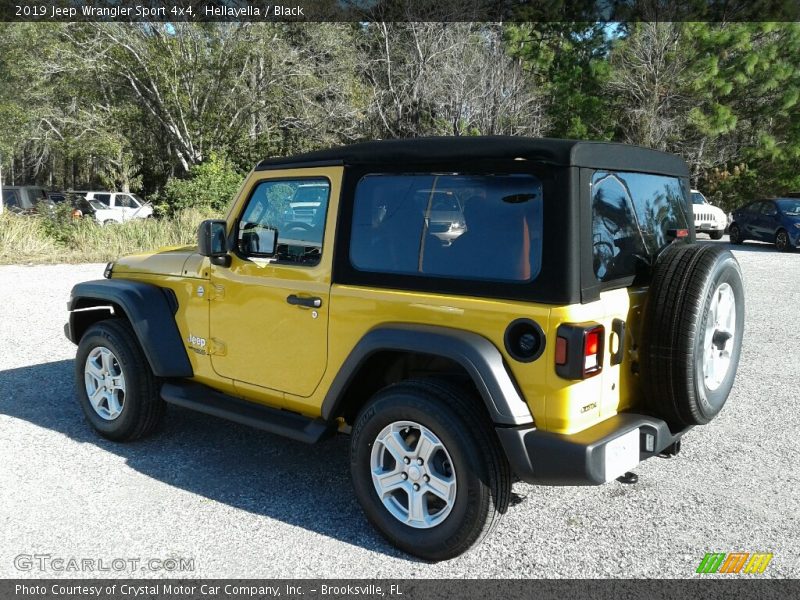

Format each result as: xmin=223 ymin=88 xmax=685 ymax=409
xmin=350 ymin=379 xmax=511 ymax=561
xmin=709 ymin=230 xmax=724 ymax=240
xmin=775 ymin=229 xmax=792 ymax=252
xmin=75 ymin=319 xmax=165 ymax=441
xmin=640 ymin=244 xmax=744 ymax=429
xmin=728 ymin=223 xmax=744 ymax=245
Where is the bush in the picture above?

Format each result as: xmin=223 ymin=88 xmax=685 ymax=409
xmin=0 ymin=208 xmax=220 ymax=264
xmin=162 ymin=153 xmax=244 ymax=213
xmin=0 ymin=212 xmax=60 ymax=262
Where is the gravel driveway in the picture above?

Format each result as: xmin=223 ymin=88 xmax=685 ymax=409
xmin=1 ymin=239 xmax=798 ymax=578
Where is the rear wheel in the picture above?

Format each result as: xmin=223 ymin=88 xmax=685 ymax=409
xmin=75 ymin=319 xmax=165 ymax=441
xmin=350 ymin=379 xmax=510 ymax=561
xmin=640 ymin=244 xmax=744 ymax=428
xmin=775 ymin=229 xmax=791 ymax=252
xmin=709 ymin=230 xmax=724 ymax=240
xmin=728 ymin=223 xmax=744 ymax=245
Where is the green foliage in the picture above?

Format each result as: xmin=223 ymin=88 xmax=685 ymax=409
xmin=162 ymin=154 xmax=244 ymax=213
xmin=3 ymin=21 xmax=800 ymax=236
xmin=505 ymin=22 xmax=614 ymax=140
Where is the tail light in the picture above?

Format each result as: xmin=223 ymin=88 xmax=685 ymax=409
xmin=555 ymin=323 xmax=605 ymax=379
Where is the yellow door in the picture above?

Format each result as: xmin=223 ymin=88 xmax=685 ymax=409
xmin=208 ymin=167 xmax=341 ymax=400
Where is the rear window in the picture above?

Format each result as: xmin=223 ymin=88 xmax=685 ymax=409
xmin=350 ymin=173 xmax=543 ymax=283
xmin=592 ymin=171 xmax=689 ymax=282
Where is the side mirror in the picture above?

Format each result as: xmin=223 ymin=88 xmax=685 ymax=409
xmin=198 ymin=219 xmax=231 ymax=267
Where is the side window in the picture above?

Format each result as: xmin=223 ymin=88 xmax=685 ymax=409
xmin=116 ymin=195 xmax=132 ymax=208
xmin=237 ymin=178 xmax=330 ymax=266
xmin=761 ymin=202 xmax=777 ymax=216
xmin=591 ymin=174 xmax=642 ymax=281
xmin=350 ymin=173 xmax=543 ymax=283
xmin=95 ymin=193 xmax=111 ymax=206
xmin=592 ymin=170 xmax=690 ymax=282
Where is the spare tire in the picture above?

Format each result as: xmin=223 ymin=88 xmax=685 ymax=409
xmin=640 ymin=243 xmax=744 ymax=428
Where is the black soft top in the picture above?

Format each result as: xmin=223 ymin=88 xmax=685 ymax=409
xmin=256 ymin=136 xmax=689 ymax=177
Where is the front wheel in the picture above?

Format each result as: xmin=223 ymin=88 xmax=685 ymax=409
xmin=728 ymin=223 xmax=744 ymax=245
xmin=775 ymin=229 xmax=792 ymax=252
xmin=709 ymin=230 xmax=724 ymax=240
xmin=350 ymin=380 xmax=510 ymax=561
xmin=75 ymin=319 xmax=165 ymax=441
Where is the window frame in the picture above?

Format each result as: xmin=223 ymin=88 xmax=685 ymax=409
xmin=584 ymin=168 xmax=693 ymax=292
xmin=333 ymin=161 xmax=575 ymax=305
xmin=232 ymin=175 xmax=332 ymax=267
xmin=590 ymin=171 xmax=644 ymax=284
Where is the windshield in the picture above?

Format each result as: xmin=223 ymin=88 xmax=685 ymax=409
xmin=776 ymin=199 xmax=800 ymax=215
xmin=691 ymin=191 xmax=707 ymax=205
xmin=89 ymin=200 xmax=106 ymax=211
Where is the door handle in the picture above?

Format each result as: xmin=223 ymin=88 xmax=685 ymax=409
xmin=286 ymin=294 xmax=322 ymax=308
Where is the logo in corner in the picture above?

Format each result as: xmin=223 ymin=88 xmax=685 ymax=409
xmin=696 ymin=552 xmax=773 ymax=574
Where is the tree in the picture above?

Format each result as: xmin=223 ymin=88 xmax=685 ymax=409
xmin=360 ymin=22 xmax=546 ymax=138
xmin=505 ymin=22 xmax=613 ymax=139
xmin=605 ymin=22 xmax=800 ymax=207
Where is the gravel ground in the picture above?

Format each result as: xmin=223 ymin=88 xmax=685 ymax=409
xmin=1 ymin=238 xmax=798 ymax=579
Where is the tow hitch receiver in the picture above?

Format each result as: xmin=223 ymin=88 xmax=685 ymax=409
xmin=658 ymin=439 xmax=682 ymax=458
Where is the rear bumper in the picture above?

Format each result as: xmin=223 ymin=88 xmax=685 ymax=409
xmin=496 ymin=413 xmax=690 ymax=486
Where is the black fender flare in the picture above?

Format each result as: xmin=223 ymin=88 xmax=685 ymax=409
xmin=66 ymin=279 xmax=193 ymax=378
xmin=320 ymin=324 xmax=533 ymax=426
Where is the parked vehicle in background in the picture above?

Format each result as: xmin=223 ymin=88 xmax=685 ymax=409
xmin=729 ymin=198 xmax=800 ymax=251
xmin=47 ymin=190 xmax=67 ymax=204
xmin=72 ymin=191 xmax=154 ymax=224
xmin=0 ymin=185 xmax=51 ymax=214
xmin=50 ymin=192 xmax=115 ymax=224
xmin=283 ymin=182 xmax=329 ymax=224
xmin=690 ymin=189 xmax=727 ymax=240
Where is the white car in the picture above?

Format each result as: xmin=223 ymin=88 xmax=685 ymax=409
xmin=690 ymin=189 xmax=727 ymax=240
xmin=73 ymin=191 xmax=153 ymax=224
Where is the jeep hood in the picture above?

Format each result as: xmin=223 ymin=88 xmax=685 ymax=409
xmin=112 ymin=246 xmax=200 ymax=277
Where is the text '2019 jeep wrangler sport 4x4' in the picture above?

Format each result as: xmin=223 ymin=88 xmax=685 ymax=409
xmin=66 ymin=137 xmax=744 ymax=561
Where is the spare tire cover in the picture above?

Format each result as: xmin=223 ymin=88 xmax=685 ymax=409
xmin=640 ymin=243 xmax=745 ymax=428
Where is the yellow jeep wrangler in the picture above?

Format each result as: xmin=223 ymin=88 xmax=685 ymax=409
xmin=65 ymin=137 xmax=744 ymax=560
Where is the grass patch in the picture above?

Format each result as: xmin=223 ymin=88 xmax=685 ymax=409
xmin=0 ymin=208 xmax=218 ymax=264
